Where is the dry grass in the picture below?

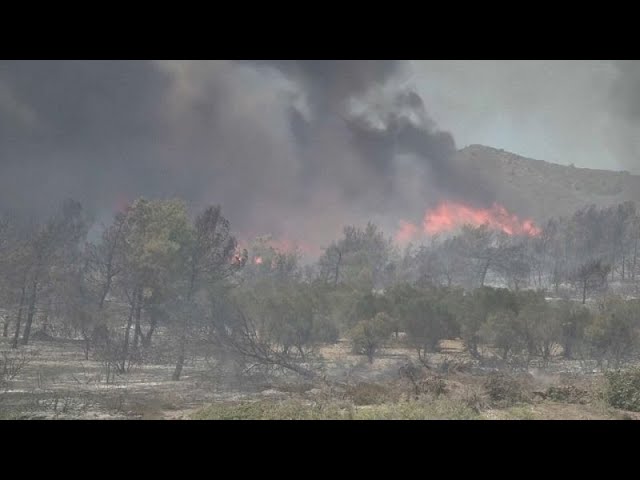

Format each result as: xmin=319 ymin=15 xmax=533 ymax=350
xmin=4 ymin=335 xmax=640 ymax=420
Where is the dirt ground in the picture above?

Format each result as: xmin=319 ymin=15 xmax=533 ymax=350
xmin=2 ymin=335 xmax=639 ymax=420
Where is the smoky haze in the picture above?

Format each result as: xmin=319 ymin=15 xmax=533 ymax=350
xmin=0 ymin=60 xmax=636 ymax=252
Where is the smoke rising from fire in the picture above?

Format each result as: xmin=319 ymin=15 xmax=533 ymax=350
xmin=2 ymin=60 xmax=626 ymax=258
xmin=0 ymin=60 xmax=492 ymax=255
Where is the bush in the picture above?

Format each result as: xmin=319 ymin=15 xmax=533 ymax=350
xmin=455 ymin=385 xmax=488 ymax=413
xmin=421 ymin=375 xmax=448 ymax=398
xmin=1 ymin=350 xmax=32 ymax=388
xmin=345 ymin=382 xmax=392 ymax=405
xmin=483 ymin=373 xmax=528 ymax=407
xmin=545 ymin=385 xmax=589 ymax=404
xmin=604 ymin=368 xmax=640 ymax=412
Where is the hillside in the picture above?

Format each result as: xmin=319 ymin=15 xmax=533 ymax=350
xmin=455 ymin=145 xmax=640 ymax=223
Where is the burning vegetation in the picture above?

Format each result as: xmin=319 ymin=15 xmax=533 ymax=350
xmin=396 ymin=201 xmax=541 ymax=246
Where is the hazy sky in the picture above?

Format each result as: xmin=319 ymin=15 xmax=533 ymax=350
xmin=1 ymin=60 xmax=638 ymax=249
xmin=409 ymin=60 xmax=638 ymax=172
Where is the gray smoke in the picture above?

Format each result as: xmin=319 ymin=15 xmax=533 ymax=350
xmin=0 ymin=60 xmax=492 ymax=252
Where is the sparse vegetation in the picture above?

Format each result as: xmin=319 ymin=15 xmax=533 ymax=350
xmin=1 ymin=192 xmax=640 ymax=420
xmin=191 ymin=398 xmax=481 ymax=420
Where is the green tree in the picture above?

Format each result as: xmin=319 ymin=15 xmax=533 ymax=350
xmin=349 ymin=312 xmax=394 ymax=363
xmin=586 ymin=297 xmax=639 ymax=369
xmin=172 ymin=204 xmax=242 ymax=380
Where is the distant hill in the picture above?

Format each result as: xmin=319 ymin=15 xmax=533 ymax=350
xmin=454 ymin=145 xmax=640 ymax=224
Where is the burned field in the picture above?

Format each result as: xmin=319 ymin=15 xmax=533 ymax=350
xmin=3 ymin=332 xmax=640 ymax=420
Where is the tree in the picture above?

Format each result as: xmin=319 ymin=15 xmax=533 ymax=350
xmin=458 ymin=287 xmax=518 ymax=359
xmin=586 ymin=297 xmax=639 ymax=369
xmin=208 ymin=294 xmax=318 ymax=379
xmin=518 ymin=296 xmax=561 ymax=367
xmin=493 ymin=239 xmax=531 ymax=291
xmin=401 ymin=290 xmax=455 ymax=365
xmin=570 ymin=259 xmax=611 ymax=304
xmin=237 ymin=281 xmax=328 ymax=361
xmin=0 ymin=214 xmax=24 ymax=338
xmin=13 ymin=200 xmax=88 ymax=347
xmin=318 ymin=223 xmax=394 ymax=291
xmin=349 ymin=312 xmax=393 ymax=363
xmin=171 ymin=204 xmax=242 ymax=380
xmin=556 ymin=299 xmax=591 ymax=359
xmin=479 ymin=310 xmax=521 ymax=361
xmin=97 ymin=198 xmax=192 ymax=373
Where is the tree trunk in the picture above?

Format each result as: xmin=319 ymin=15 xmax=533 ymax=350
xmin=611 ymin=256 xmax=615 ymax=282
xmin=11 ymin=282 xmax=27 ymax=349
xmin=297 ymin=345 xmax=307 ymax=361
xmin=367 ymin=349 xmax=374 ymax=364
xmin=173 ymin=269 xmax=197 ymax=381
xmin=582 ymin=281 xmax=587 ymax=305
xmin=480 ymin=260 xmax=490 ymax=287
xmin=141 ymin=316 xmax=157 ymax=348
xmin=172 ymin=335 xmax=186 ymax=381
xmin=563 ymin=340 xmax=572 ymax=360
xmin=121 ymin=290 xmax=137 ymax=372
xmin=82 ymin=329 xmax=91 ymax=360
xmin=633 ymin=234 xmax=638 ymax=282
xmin=2 ymin=316 xmax=9 ymax=337
xmin=98 ymin=281 xmax=110 ymax=311
xmin=333 ymin=250 xmax=342 ymax=286
xmin=132 ymin=288 xmax=143 ymax=350
xmin=41 ymin=296 xmax=52 ymax=334
xmin=21 ymin=280 xmax=39 ymax=346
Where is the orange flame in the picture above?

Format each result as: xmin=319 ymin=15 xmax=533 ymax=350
xmin=394 ymin=220 xmax=420 ymax=245
xmin=396 ymin=201 xmax=541 ymax=245
xmin=254 ymin=256 xmax=263 ymax=265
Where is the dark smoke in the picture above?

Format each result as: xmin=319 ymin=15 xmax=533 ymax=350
xmin=0 ymin=60 xmax=491 ymax=253
xmin=253 ymin=60 xmax=495 ymax=211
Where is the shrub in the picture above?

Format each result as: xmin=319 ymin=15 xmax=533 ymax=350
xmin=345 ymin=382 xmax=391 ymax=406
xmin=483 ymin=373 xmax=528 ymax=407
xmin=398 ymin=362 xmax=447 ymax=398
xmin=604 ymin=368 xmax=640 ymax=412
xmin=421 ymin=375 xmax=448 ymax=398
xmin=545 ymin=385 xmax=589 ymax=404
xmin=456 ymin=385 xmax=488 ymax=413
xmin=1 ymin=350 xmax=32 ymax=388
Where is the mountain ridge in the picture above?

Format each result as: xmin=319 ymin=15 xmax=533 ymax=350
xmin=453 ymin=144 xmax=640 ymax=224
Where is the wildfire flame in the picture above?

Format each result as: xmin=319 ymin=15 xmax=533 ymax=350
xmin=395 ymin=201 xmax=541 ymax=244
xmin=254 ymin=256 xmax=263 ymax=265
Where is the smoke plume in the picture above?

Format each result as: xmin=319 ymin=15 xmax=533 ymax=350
xmin=0 ymin=60 xmax=495 ymax=253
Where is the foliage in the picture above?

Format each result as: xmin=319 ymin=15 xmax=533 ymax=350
xmin=604 ymin=368 xmax=640 ymax=412
xmin=349 ymin=312 xmax=394 ymax=363
xmin=483 ymin=373 xmax=529 ymax=407
xmin=586 ymin=297 xmax=639 ymax=368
